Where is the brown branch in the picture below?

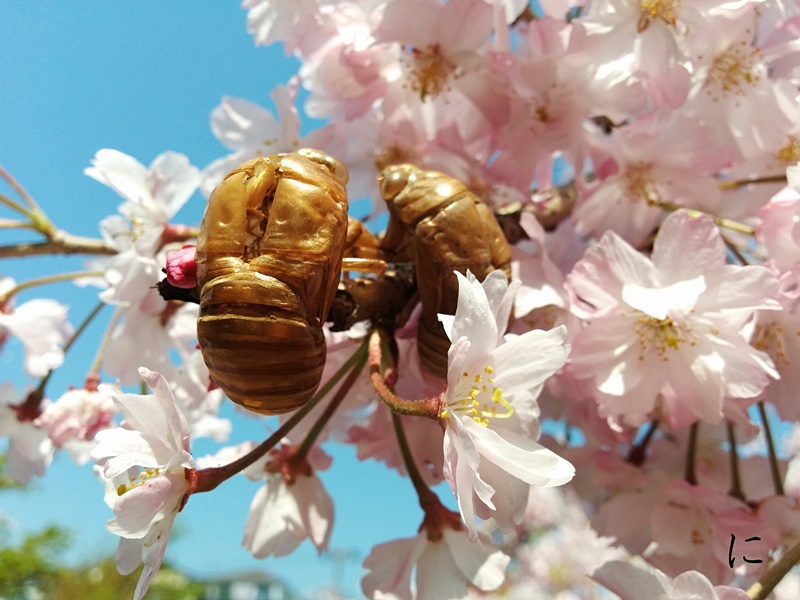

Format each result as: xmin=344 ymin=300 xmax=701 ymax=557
xmin=0 ymin=230 xmax=116 ymax=258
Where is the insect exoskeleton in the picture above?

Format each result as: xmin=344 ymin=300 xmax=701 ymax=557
xmin=377 ymin=164 xmax=512 ymax=378
xmin=195 ymin=149 xmax=350 ymax=415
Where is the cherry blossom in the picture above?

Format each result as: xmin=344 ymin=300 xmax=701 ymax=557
xmin=90 ymin=368 xmax=193 ymax=600
xmin=756 ymin=163 xmax=800 ymax=273
xmin=241 ymin=444 xmax=334 ymax=558
xmin=200 ymin=84 xmax=302 ymax=196
xmin=439 ymin=270 xmax=574 ymax=539
xmin=37 ymin=386 xmax=117 ymax=464
xmin=0 ymin=277 xmax=74 ymax=377
xmin=752 ymin=265 xmax=800 ymax=420
xmin=361 ymin=501 xmax=509 ymax=600
xmin=593 ymin=558 xmax=750 ymax=600
xmin=0 ymin=384 xmax=54 ymax=484
xmin=87 ymin=149 xmax=200 ymax=254
xmin=566 ymin=209 xmax=779 ymax=428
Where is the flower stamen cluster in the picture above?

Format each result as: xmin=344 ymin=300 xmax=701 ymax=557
xmin=441 ymin=365 xmax=513 ymax=426
xmin=634 ymin=313 xmax=698 ymax=360
xmin=638 ymin=0 xmax=680 ymax=31
xmin=708 ymin=42 xmax=763 ymax=99
xmin=405 ymin=43 xmax=458 ymax=100
xmin=117 ymin=467 xmax=167 ymax=496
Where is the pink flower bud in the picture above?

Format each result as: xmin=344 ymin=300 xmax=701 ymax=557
xmin=165 ymin=245 xmax=197 ymax=289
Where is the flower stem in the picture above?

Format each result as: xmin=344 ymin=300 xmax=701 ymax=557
xmin=295 ymin=341 xmax=369 ymax=460
xmin=726 ymin=422 xmax=746 ymax=503
xmin=0 ymin=270 xmax=104 ymax=301
xmin=747 ymin=537 xmax=800 ymax=600
xmin=0 ymin=219 xmax=38 ymax=230
xmin=651 ymin=199 xmax=754 ymax=235
xmin=0 ymin=163 xmax=41 ymax=211
xmin=685 ymin=422 xmax=699 ymax=485
xmin=190 ymin=343 xmax=370 ymax=494
xmin=627 ymin=419 xmax=659 ymax=466
xmin=718 ymin=174 xmax=787 ymax=190
xmin=391 ymin=411 xmax=439 ymax=509
xmin=722 ymin=235 xmax=750 ymax=266
xmin=368 ymin=328 xmax=442 ymax=421
xmin=90 ymin=306 xmax=124 ymax=375
xmin=757 ymin=401 xmax=784 ymax=496
xmin=31 ymin=300 xmax=106 ymax=407
xmin=0 ymin=193 xmax=31 ymax=217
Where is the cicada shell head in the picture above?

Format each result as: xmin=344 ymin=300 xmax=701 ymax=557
xmin=196 ymin=149 xmax=349 ymax=415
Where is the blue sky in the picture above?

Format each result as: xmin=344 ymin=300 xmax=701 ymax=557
xmin=0 ymin=5 xmax=444 ymax=598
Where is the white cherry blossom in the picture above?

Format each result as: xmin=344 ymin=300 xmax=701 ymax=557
xmin=439 ymin=270 xmax=575 ymax=540
xmin=91 ymin=368 xmax=193 ymax=600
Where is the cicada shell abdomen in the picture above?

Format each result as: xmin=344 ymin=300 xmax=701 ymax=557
xmin=378 ymin=164 xmax=512 ymax=378
xmin=196 ymin=149 xmax=349 ymax=415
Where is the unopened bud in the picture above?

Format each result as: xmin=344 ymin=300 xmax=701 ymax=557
xmin=165 ymin=245 xmax=197 ymax=289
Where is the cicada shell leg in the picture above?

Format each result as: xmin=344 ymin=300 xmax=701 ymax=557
xmin=196 ymin=158 xmax=278 ymax=286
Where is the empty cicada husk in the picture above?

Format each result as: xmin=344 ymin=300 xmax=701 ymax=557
xmin=377 ymin=164 xmax=512 ymax=378
xmin=195 ymin=149 xmax=349 ymax=415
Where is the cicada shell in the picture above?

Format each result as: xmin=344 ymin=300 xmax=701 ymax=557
xmin=195 ymin=149 xmax=349 ymax=415
xmin=378 ymin=164 xmax=512 ymax=378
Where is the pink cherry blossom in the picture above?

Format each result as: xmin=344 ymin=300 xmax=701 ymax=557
xmin=242 ymin=444 xmax=334 ymax=558
xmin=566 ymin=209 xmax=779 ymax=428
xmin=572 ymin=115 xmax=727 ymax=248
xmin=362 ymin=516 xmax=509 ymax=600
xmin=593 ymin=558 xmax=750 ymax=600
xmin=752 ymin=265 xmax=800 ymax=420
xmin=440 ymin=270 xmax=574 ymax=540
xmin=756 ymin=163 xmax=800 ymax=273
xmin=200 ymin=85 xmax=302 ymax=196
xmin=38 ymin=386 xmax=117 ymax=464
xmin=91 ymin=367 xmax=193 ymax=600
xmin=0 ymin=384 xmax=54 ymax=484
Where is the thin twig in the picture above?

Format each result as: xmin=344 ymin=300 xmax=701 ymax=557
xmin=718 ymin=174 xmax=788 ymax=190
xmin=747 ymin=538 xmax=800 ymax=600
xmin=0 ymin=163 xmax=39 ymax=210
xmin=757 ymin=401 xmax=785 ymax=496
xmin=0 ymin=232 xmax=116 ymax=258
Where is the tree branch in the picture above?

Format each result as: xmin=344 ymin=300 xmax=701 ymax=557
xmin=0 ymin=231 xmax=116 ymax=258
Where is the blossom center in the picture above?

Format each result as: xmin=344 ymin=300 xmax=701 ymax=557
xmin=622 ymin=163 xmax=656 ymax=204
xmin=752 ymin=321 xmax=791 ymax=370
xmin=707 ymin=42 xmax=763 ymax=100
xmin=638 ymin=0 xmax=679 ymax=31
xmin=117 ymin=467 xmax=164 ymax=496
xmin=441 ymin=365 xmax=513 ymax=426
xmin=405 ymin=44 xmax=458 ymax=101
xmin=634 ymin=314 xmax=697 ymax=360
xmin=775 ymin=136 xmax=800 ymax=164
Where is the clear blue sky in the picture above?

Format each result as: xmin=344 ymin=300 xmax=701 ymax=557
xmin=0 ymin=5 xmax=444 ymax=598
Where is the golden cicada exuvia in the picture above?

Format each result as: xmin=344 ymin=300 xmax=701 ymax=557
xmin=195 ymin=149 xmax=351 ymax=415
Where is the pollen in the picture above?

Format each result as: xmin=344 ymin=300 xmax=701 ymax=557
xmin=442 ymin=363 xmax=514 ymax=425
xmin=752 ymin=321 xmax=790 ymax=369
xmin=622 ymin=163 xmax=657 ymax=205
xmin=638 ymin=0 xmax=679 ymax=32
xmin=634 ymin=314 xmax=697 ymax=361
xmin=707 ymin=39 xmax=763 ymax=101
xmin=116 ymin=467 xmax=164 ymax=496
xmin=775 ymin=136 xmax=800 ymax=165
xmin=404 ymin=44 xmax=458 ymax=101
